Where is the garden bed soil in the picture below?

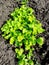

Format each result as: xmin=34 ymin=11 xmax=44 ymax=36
xmin=0 ymin=0 xmax=49 ymax=65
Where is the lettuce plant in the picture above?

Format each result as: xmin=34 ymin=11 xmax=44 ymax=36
xmin=1 ymin=5 xmax=45 ymax=65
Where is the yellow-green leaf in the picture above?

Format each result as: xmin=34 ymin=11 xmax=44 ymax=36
xmin=10 ymin=37 xmax=15 ymax=45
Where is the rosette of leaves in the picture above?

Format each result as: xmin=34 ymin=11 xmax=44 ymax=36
xmin=1 ymin=5 xmax=45 ymax=65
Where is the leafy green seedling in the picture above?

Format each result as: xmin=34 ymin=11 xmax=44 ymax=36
xmin=1 ymin=5 xmax=45 ymax=65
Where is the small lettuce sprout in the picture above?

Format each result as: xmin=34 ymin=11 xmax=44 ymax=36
xmin=1 ymin=5 xmax=45 ymax=65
